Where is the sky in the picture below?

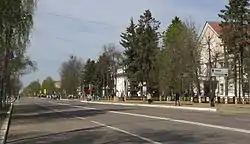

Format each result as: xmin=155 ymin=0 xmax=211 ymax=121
xmin=21 ymin=0 xmax=228 ymax=87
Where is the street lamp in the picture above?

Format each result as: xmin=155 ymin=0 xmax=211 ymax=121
xmin=106 ymin=85 xmax=109 ymax=100
xmin=138 ymin=82 xmax=143 ymax=98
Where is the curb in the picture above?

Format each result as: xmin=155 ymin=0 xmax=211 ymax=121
xmin=0 ymin=103 xmax=14 ymax=144
xmin=81 ymin=101 xmax=217 ymax=112
xmin=60 ymin=99 xmax=80 ymax=101
xmin=60 ymin=99 xmax=69 ymax=101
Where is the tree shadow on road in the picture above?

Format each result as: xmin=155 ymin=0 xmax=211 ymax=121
xmin=135 ymin=128 xmax=221 ymax=144
xmin=11 ymin=106 xmax=135 ymax=125
xmin=12 ymin=104 xmax=54 ymax=115
xmin=7 ymin=125 xmax=147 ymax=144
xmin=7 ymin=125 xmax=225 ymax=144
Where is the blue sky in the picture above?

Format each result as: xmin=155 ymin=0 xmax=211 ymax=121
xmin=21 ymin=0 xmax=228 ymax=87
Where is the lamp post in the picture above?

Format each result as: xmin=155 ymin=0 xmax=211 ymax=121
xmin=138 ymin=82 xmax=143 ymax=101
xmin=106 ymin=85 xmax=109 ymax=100
xmin=181 ymin=73 xmax=184 ymax=95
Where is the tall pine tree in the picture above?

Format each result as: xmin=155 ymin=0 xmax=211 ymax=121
xmin=218 ymin=0 xmax=250 ymax=99
xmin=136 ymin=10 xmax=160 ymax=95
xmin=120 ymin=18 xmax=139 ymax=94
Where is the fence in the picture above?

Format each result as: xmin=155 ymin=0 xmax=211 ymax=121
xmin=103 ymin=96 xmax=250 ymax=104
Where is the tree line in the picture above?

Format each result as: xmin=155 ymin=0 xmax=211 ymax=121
xmin=58 ymin=44 xmax=122 ymax=97
xmin=23 ymin=1 xmax=250 ymax=105
xmin=54 ymin=10 xmax=202 ymax=98
xmin=22 ymin=76 xmax=59 ymax=96
xmin=0 ymin=0 xmax=37 ymax=108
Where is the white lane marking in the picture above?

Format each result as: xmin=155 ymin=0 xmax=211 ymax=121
xmin=91 ymin=120 xmax=162 ymax=144
xmin=49 ymin=101 xmax=96 ymax=110
xmin=48 ymin=102 xmax=250 ymax=134
xmin=39 ymin=102 xmax=161 ymax=144
xmin=48 ymin=101 xmax=70 ymax=106
xmin=109 ymin=111 xmax=250 ymax=134
xmin=69 ymin=105 xmax=250 ymax=134
xmin=235 ymin=118 xmax=250 ymax=122
xmin=73 ymin=105 xmax=97 ymax=110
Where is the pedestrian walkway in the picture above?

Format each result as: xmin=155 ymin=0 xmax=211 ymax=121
xmin=81 ymin=100 xmax=217 ymax=112
xmin=80 ymin=99 xmax=250 ymax=114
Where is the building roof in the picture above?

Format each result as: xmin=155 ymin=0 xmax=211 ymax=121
xmin=199 ymin=21 xmax=223 ymax=41
xmin=207 ymin=21 xmax=222 ymax=35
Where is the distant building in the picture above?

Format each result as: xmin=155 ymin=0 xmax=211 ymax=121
xmin=114 ymin=67 xmax=129 ymax=97
xmin=199 ymin=21 xmax=247 ymax=97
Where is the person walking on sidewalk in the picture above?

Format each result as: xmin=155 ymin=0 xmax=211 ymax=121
xmin=175 ymin=92 xmax=180 ymax=106
xmin=147 ymin=92 xmax=152 ymax=104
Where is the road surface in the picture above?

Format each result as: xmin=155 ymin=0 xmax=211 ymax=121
xmin=7 ymin=98 xmax=250 ymax=144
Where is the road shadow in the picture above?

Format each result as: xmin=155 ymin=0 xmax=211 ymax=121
xmin=11 ymin=105 xmax=135 ymax=125
xmin=7 ymin=126 xmax=146 ymax=144
xmin=12 ymin=104 xmax=51 ymax=115
xmin=136 ymin=128 xmax=219 ymax=144
xmin=7 ymin=124 xmax=225 ymax=144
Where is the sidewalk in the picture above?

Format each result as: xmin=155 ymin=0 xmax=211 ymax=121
xmin=216 ymin=104 xmax=250 ymax=114
xmin=0 ymin=104 xmax=13 ymax=144
xmin=81 ymin=100 xmax=250 ymax=114
xmin=81 ymin=100 xmax=217 ymax=112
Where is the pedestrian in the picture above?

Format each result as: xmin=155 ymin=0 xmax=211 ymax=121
xmin=175 ymin=92 xmax=180 ymax=106
xmin=147 ymin=92 xmax=152 ymax=104
xmin=121 ymin=91 xmax=124 ymax=102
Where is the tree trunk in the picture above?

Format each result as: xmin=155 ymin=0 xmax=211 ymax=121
xmin=0 ymin=46 xmax=10 ymax=108
xmin=248 ymin=71 xmax=250 ymax=98
xmin=224 ymin=46 xmax=229 ymax=97
xmin=240 ymin=48 xmax=244 ymax=98
xmin=234 ymin=53 xmax=238 ymax=99
xmin=238 ymin=56 xmax=241 ymax=101
xmin=194 ymin=64 xmax=201 ymax=95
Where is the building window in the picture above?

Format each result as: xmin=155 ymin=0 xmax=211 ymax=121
xmin=220 ymin=83 xmax=224 ymax=95
xmin=219 ymin=62 xmax=224 ymax=67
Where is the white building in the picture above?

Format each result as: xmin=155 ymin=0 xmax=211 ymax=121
xmin=199 ymin=21 xmax=246 ymax=97
xmin=114 ymin=67 xmax=129 ymax=97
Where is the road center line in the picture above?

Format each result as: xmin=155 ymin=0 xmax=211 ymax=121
xmin=91 ymin=120 xmax=162 ymax=144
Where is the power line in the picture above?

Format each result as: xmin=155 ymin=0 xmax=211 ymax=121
xmin=43 ymin=12 xmax=118 ymax=28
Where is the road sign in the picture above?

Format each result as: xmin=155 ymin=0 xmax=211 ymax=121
xmin=211 ymin=68 xmax=228 ymax=77
xmin=43 ymin=89 xmax=47 ymax=94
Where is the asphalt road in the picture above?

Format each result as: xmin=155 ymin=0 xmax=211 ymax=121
xmin=7 ymin=98 xmax=250 ymax=144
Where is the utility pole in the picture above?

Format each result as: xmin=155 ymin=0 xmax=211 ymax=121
xmin=207 ymin=36 xmax=215 ymax=107
xmin=181 ymin=73 xmax=184 ymax=94
xmin=223 ymin=45 xmax=229 ymax=98
xmin=106 ymin=67 xmax=109 ymax=100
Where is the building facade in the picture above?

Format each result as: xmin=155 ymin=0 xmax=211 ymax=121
xmin=114 ymin=67 xmax=129 ymax=97
xmin=199 ymin=21 xmax=244 ymax=97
